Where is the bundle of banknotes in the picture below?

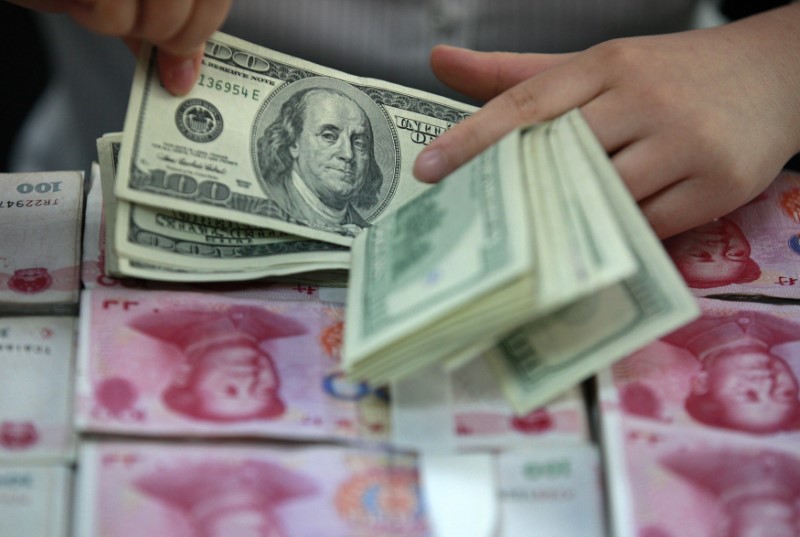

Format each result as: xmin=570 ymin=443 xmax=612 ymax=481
xmin=95 ymin=31 xmax=699 ymax=416
xmin=4 ymin=26 xmax=800 ymax=537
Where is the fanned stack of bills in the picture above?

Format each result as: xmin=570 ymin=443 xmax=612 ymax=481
xmin=102 ymin=31 xmax=474 ymax=281
xmin=344 ymin=110 xmax=699 ymax=413
xmin=0 ymin=171 xmax=83 ymax=315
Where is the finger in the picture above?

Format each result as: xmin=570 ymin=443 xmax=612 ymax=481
xmin=579 ymin=88 xmax=646 ymax=155
xmin=611 ymin=133 xmax=695 ymax=201
xmin=67 ymin=0 xmax=138 ymax=36
xmin=431 ymin=45 xmax=574 ymax=102
xmin=157 ymin=46 xmax=204 ymax=96
xmin=158 ymin=0 xmax=233 ymax=56
xmin=414 ymin=55 xmax=607 ymax=183
xmin=132 ymin=0 xmax=194 ymax=45
xmin=639 ymin=176 xmax=737 ymax=239
xmin=123 ymin=36 xmax=142 ymax=57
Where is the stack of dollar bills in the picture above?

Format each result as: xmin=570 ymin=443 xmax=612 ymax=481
xmin=343 ymin=110 xmax=699 ymax=413
xmin=100 ymin=31 xmax=474 ymax=282
xmin=99 ymin=31 xmax=697 ymax=413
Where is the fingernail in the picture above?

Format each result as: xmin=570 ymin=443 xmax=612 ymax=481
xmin=414 ymin=149 xmax=447 ymax=182
xmin=167 ymin=58 xmax=197 ymax=95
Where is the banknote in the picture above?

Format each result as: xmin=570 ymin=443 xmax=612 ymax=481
xmin=0 ymin=465 xmax=71 ymax=537
xmin=483 ymin=112 xmax=700 ymax=414
xmin=116 ymin=32 xmax=474 ymax=247
xmin=391 ymin=357 xmax=589 ymax=453
xmin=81 ymin=161 xmax=110 ymax=289
xmin=0 ymin=171 xmax=83 ymax=315
xmin=600 ymin=416 xmax=800 ymax=537
xmin=83 ymin=161 xmax=347 ymax=297
xmin=345 ymin=110 xmax=698 ymax=413
xmin=97 ymin=133 xmax=351 ymax=282
xmin=75 ymin=441 xmax=428 ymax=537
xmin=495 ymin=445 xmax=606 ymax=537
xmin=75 ymin=288 xmax=389 ymax=442
xmin=665 ymin=170 xmax=800 ymax=298
xmin=0 ymin=317 xmax=76 ymax=462
xmin=419 ymin=446 xmax=605 ymax=537
xmin=600 ymin=297 xmax=800 ymax=444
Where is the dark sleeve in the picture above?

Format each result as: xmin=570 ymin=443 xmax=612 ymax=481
xmin=718 ymin=0 xmax=791 ymax=21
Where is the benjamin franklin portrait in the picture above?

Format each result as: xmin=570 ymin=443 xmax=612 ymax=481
xmin=255 ymin=81 xmax=394 ymax=237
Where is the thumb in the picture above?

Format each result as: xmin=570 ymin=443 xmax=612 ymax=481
xmin=430 ymin=45 xmax=574 ymax=102
xmin=156 ymin=46 xmax=204 ymax=96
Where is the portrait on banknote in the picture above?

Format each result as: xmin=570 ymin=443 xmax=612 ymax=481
xmin=613 ymin=309 xmax=800 ymax=436
xmin=127 ymin=304 xmax=307 ymax=422
xmin=658 ymin=447 xmax=800 ymax=537
xmin=664 ymin=217 xmax=762 ymax=290
xmin=253 ymin=78 xmax=398 ymax=237
xmin=134 ymin=458 xmax=318 ymax=537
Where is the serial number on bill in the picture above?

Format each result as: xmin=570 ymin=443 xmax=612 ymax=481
xmin=198 ymin=75 xmax=261 ymax=101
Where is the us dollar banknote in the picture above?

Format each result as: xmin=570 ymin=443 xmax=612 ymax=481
xmin=344 ymin=110 xmax=699 ymax=414
xmin=98 ymin=133 xmax=349 ymax=282
xmin=116 ymin=32 xmax=475 ymax=248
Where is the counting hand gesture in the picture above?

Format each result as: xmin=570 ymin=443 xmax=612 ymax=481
xmin=8 ymin=0 xmax=232 ymax=95
xmin=414 ymin=5 xmax=800 ymax=239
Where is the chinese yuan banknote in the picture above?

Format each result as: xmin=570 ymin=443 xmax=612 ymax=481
xmin=597 ymin=296 xmax=800 ymax=536
xmin=75 ymin=441 xmax=428 ymax=537
xmin=419 ymin=446 xmax=606 ymax=537
xmin=495 ymin=446 xmax=606 ymax=537
xmin=602 ymin=297 xmax=800 ymax=444
xmin=602 ymin=421 xmax=800 ymax=537
xmin=392 ymin=357 xmax=589 ymax=453
xmin=0 ymin=171 xmax=83 ymax=315
xmin=0 ymin=465 xmax=72 ymax=537
xmin=665 ymin=170 xmax=800 ymax=298
xmin=75 ymin=288 xmax=390 ymax=442
xmin=0 ymin=317 xmax=76 ymax=462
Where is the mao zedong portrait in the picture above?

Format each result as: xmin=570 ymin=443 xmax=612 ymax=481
xmin=664 ymin=217 xmax=761 ymax=289
xmin=663 ymin=311 xmax=800 ymax=435
xmin=660 ymin=447 xmax=800 ymax=537
xmin=257 ymin=87 xmax=384 ymax=236
xmin=135 ymin=458 xmax=318 ymax=537
xmin=128 ymin=305 xmax=307 ymax=423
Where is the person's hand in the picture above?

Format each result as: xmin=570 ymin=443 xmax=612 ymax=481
xmin=414 ymin=5 xmax=800 ymax=239
xmin=8 ymin=0 xmax=232 ymax=96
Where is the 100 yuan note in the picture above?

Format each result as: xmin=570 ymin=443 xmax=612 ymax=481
xmin=0 ymin=171 xmax=83 ymax=314
xmin=117 ymin=32 xmax=474 ymax=247
xmin=0 ymin=465 xmax=71 ymax=537
xmin=75 ymin=441 xmax=428 ymax=537
xmin=75 ymin=288 xmax=390 ymax=442
xmin=665 ymin=169 xmax=800 ymax=298
xmin=0 ymin=317 xmax=76 ymax=462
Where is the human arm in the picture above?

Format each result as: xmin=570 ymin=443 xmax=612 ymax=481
xmin=6 ymin=0 xmax=232 ymax=96
xmin=413 ymin=3 xmax=800 ymax=239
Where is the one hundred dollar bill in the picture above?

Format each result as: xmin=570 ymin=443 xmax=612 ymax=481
xmin=116 ymin=32 xmax=475 ymax=247
xmin=98 ymin=133 xmax=350 ymax=282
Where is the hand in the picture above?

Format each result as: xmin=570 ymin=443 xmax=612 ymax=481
xmin=414 ymin=5 xmax=800 ymax=239
xmin=8 ymin=0 xmax=232 ymax=96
